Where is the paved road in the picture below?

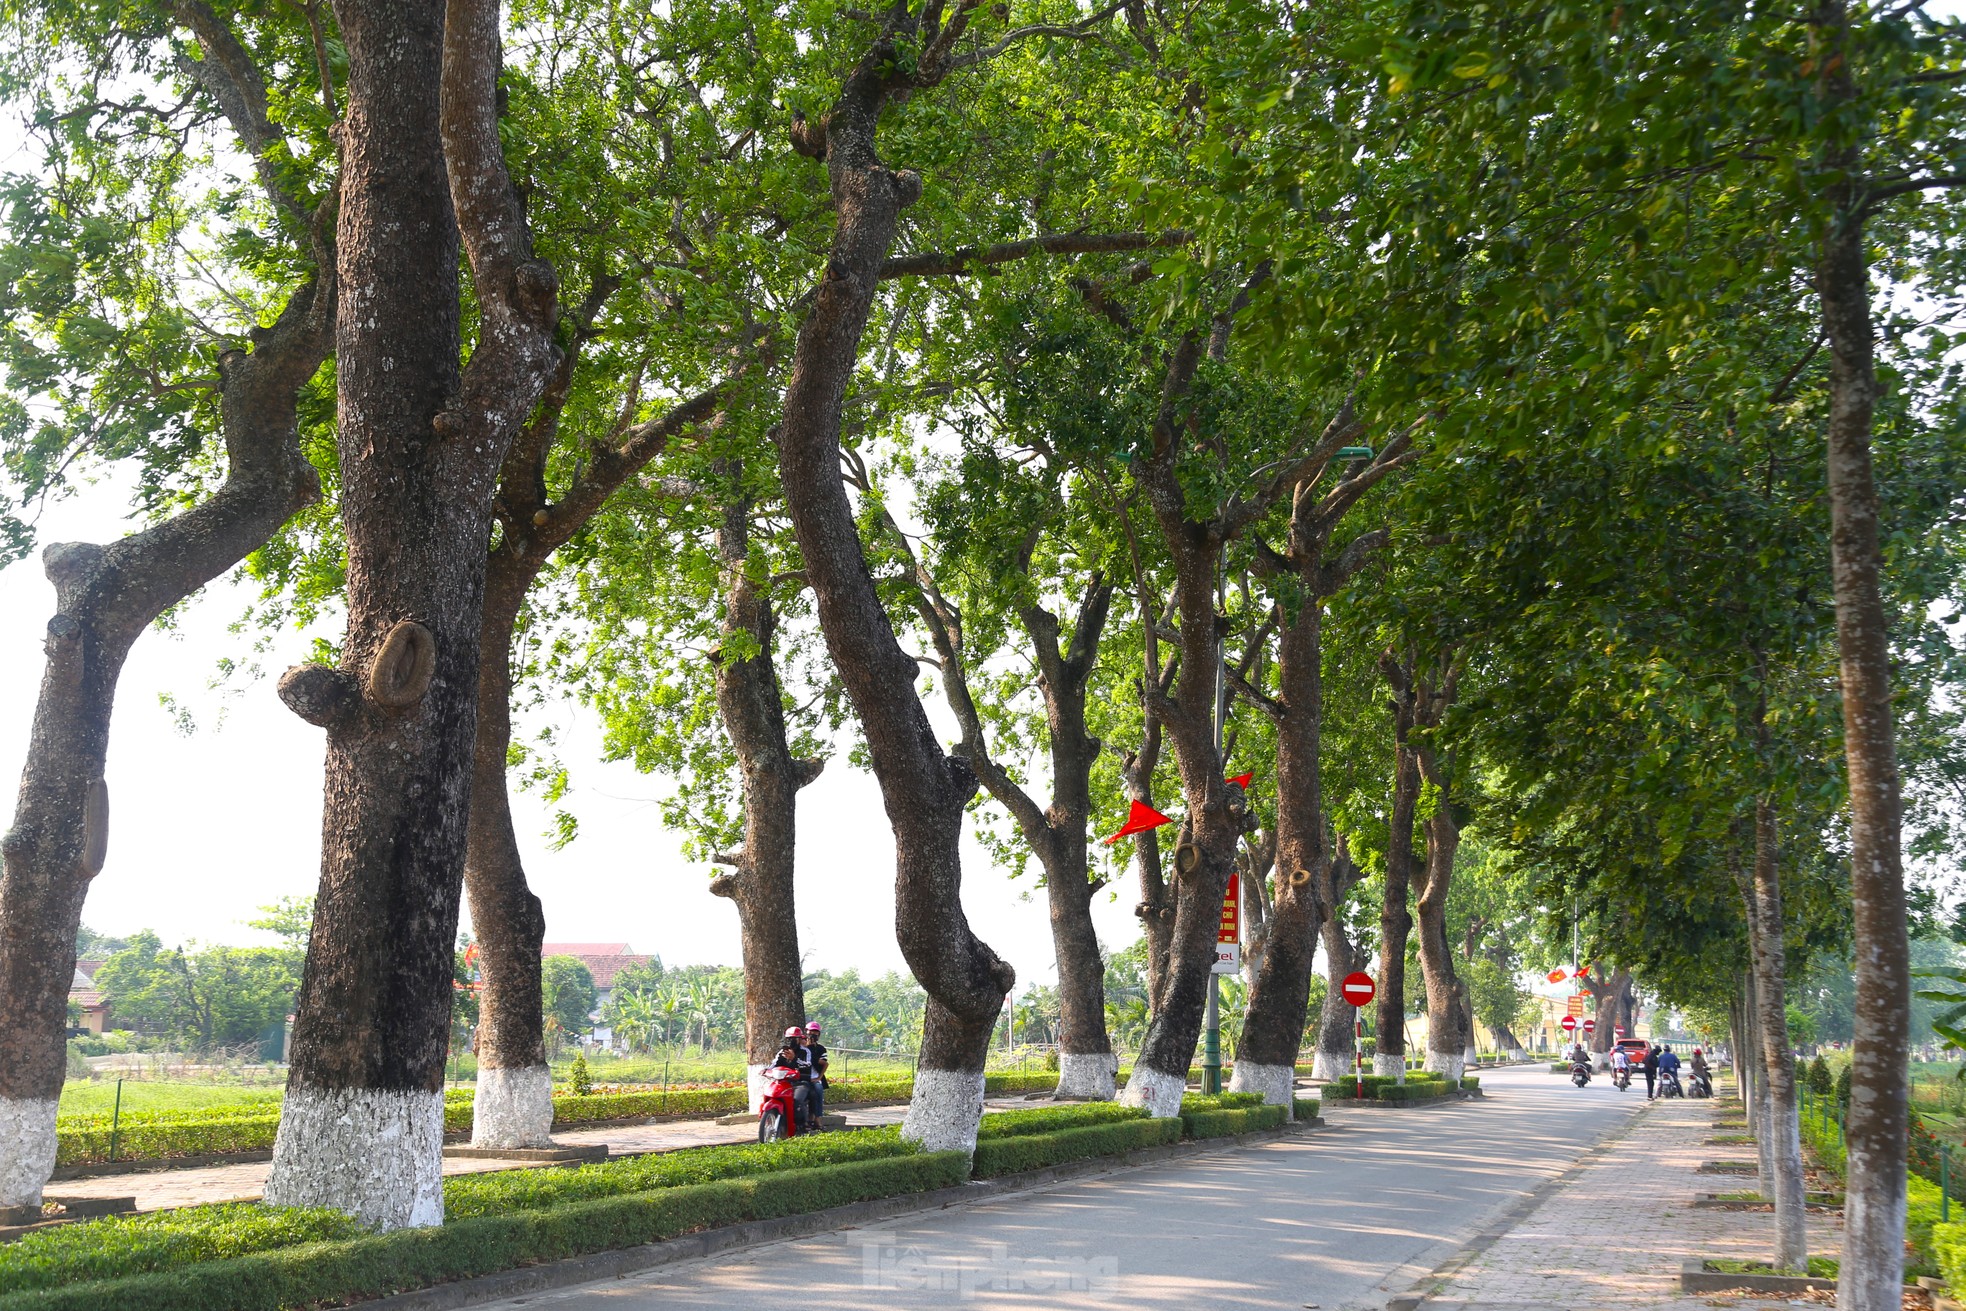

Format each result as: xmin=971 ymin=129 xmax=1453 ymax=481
xmin=476 ymin=1065 xmax=1644 ymax=1311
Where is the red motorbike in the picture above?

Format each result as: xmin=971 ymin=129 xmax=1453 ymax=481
xmin=758 ymin=1069 xmax=808 ymax=1142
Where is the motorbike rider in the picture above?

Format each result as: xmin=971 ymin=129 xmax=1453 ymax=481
xmin=1658 ymin=1043 xmax=1682 ymax=1095
xmin=1610 ymin=1044 xmax=1632 ymax=1088
xmin=1689 ymin=1047 xmax=1712 ymax=1093
xmin=769 ymin=1028 xmax=813 ymax=1129
xmin=1642 ymin=1043 xmax=1661 ymax=1099
xmin=802 ymin=1023 xmax=829 ymax=1125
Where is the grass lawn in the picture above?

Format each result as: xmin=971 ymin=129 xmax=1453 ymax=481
xmin=58 ymin=1082 xmax=286 ymax=1118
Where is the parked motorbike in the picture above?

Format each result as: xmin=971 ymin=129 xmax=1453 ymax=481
xmin=758 ymin=1069 xmax=809 ymax=1141
xmin=1688 ymin=1068 xmax=1713 ymax=1098
xmin=1659 ymin=1069 xmax=1684 ymax=1098
xmin=1570 ymin=1061 xmax=1592 ymax=1088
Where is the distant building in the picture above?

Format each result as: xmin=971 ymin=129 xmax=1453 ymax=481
xmin=69 ymin=960 xmax=110 ymax=1034
xmin=540 ymin=942 xmax=655 ymax=1044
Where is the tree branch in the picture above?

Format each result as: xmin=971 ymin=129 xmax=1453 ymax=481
xmin=880 ymin=229 xmax=1187 ymax=280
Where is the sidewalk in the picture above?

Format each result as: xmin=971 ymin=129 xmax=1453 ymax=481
xmin=1410 ymin=1093 xmax=1846 ymax=1310
xmin=48 ymin=1097 xmax=1035 ymax=1213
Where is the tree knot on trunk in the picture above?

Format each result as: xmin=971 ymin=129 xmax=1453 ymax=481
xmin=1173 ymin=841 xmax=1202 ymax=880
xmin=890 ymin=168 xmax=923 ymax=208
xmin=278 ymin=663 xmax=363 ymax=728
xmin=708 ymin=871 xmax=741 ymax=899
xmin=367 ymin=620 xmax=438 ymax=709
xmin=513 ymin=260 xmax=559 ymax=322
xmin=944 ymin=752 xmax=979 ymax=804
xmin=42 ymin=542 xmax=105 ymax=596
xmin=80 ymin=777 xmax=108 ymax=877
xmin=790 ymin=757 xmax=826 ymax=789
xmin=1286 ymin=865 xmax=1312 ymax=890
xmin=432 ymin=410 xmax=466 ymax=438
xmin=790 ymin=109 xmax=827 ymax=160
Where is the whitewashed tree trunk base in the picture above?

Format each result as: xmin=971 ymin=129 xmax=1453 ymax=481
xmin=1463 ymin=1046 xmax=1480 ymax=1069
xmin=1311 ymin=1049 xmax=1353 ymax=1082
xmin=747 ymin=1064 xmax=771 ymax=1115
xmin=901 ymin=1069 xmax=986 ymax=1155
xmin=1424 ymin=1051 xmax=1465 ymax=1083
xmin=1055 ymin=1052 xmax=1118 ymax=1101
xmin=1372 ymin=1054 xmax=1407 ymax=1081
xmin=0 ymin=1097 xmax=58 ymax=1209
xmin=1119 ymin=1067 xmax=1188 ymax=1118
xmin=471 ymin=1065 xmax=554 ymax=1149
xmin=1226 ymin=1061 xmax=1295 ymax=1116
xmin=264 ymin=1087 xmax=445 ymax=1230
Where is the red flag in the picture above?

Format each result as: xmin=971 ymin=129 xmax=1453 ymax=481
xmin=1104 ymin=799 xmax=1173 ymax=845
xmin=1576 ymin=964 xmax=1591 ymax=978
xmin=1226 ymin=772 xmax=1254 ymax=790
xmin=1546 ymin=968 xmax=1568 ymax=984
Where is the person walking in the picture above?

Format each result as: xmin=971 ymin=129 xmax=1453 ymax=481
xmin=1642 ymin=1042 xmax=1661 ymax=1100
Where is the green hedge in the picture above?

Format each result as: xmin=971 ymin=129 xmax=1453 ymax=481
xmin=975 ymin=1103 xmax=1143 ymax=1140
xmin=972 ymin=1117 xmax=1181 ymax=1177
xmin=1324 ymin=1072 xmax=1446 ymax=1101
xmin=1293 ymin=1098 xmax=1320 ymax=1121
xmin=444 ymin=1126 xmax=916 ymax=1219
xmin=55 ymin=1114 xmax=283 ymax=1167
xmin=983 ymin=1071 xmax=1061 ymax=1095
xmin=1461 ymin=1076 xmax=1481 ymax=1092
xmin=0 ymin=1205 xmax=363 ymax=1295
xmin=1182 ymin=1104 xmax=1287 ymax=1138
xmin=0 ymin=1153 xmax=972 ymax=1311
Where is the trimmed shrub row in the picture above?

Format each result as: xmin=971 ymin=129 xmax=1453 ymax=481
xmin=1321 ymin=1072 xmax=1446 ymax=1101
xmin=0 ymin=1153 xmax=972 ymax=1311
xmin=443 ymin=1126 xmax=917 ymax=1219
xmin=975 ymin=1103 xmax=1143 ymax=1140
xmin=1183 ymin=1104 xmax=1287 ymax=1138
xmin=0 ymin=1204 xmax=363 ymax=1294
xmin=972 ymin=1117 xmax=1182 ymax=1176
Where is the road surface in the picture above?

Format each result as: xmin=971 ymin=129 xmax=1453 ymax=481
xmin=474 ymin=1063 xmax=1645 ymax=1311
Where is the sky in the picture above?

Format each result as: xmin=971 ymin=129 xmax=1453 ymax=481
xmin=0 ymin=469 xmax=1149 ymax=988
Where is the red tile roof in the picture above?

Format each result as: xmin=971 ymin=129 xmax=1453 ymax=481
xmin=539 ymin=946 xmax=650 ymax=990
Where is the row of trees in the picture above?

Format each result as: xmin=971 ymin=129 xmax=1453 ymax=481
xmin=0 ymin=5 xmax=1958 ymax=1306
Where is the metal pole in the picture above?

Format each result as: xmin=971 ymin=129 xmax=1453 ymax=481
xmin=108 ymin=1077 xmax=123 ymax=1163
xmin=1944 ymin=1143 xmax=1951 ymax=1222
xmin=1203 ymin=977 xmax=1221 ymax=1094
xmin=1355 ymin=1012 xmax=1364 ymax=1100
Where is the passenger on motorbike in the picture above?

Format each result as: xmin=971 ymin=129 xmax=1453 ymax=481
xmin=1610 ymin=1045 xmax=1632 ymax=1089
xmin=802 ymin=1023 xmax=829 ymax=1125
xmin=768 ymin=1029 xmax=813 ymax=1129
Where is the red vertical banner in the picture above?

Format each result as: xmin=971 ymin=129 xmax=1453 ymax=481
xmin=1219 ymin=876 xmax=1240 ymax=944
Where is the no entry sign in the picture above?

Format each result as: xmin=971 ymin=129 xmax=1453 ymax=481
xmin=1560 ymin=1015 xmax=1579 ymax=1033
xmin=1341 ymin=971 xmax=1376 ymax=1007
xmin=1583 ymin=1018 xmax=1596 ymax=1033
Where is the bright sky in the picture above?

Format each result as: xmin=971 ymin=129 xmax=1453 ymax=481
xmin=0 ymin=470 xmax=1147 ymax=987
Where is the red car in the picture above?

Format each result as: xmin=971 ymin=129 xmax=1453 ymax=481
xmin=1611 ymin=1038 xmax=1649 ymax=1071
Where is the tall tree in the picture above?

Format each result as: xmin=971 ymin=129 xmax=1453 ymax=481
xmin=0 ymin=1 xmax=334 ymax=1209
xmin=264 ymin=0 xmax=560 ymax=1227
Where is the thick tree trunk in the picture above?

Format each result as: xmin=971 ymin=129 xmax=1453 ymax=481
xmin=0 ymin=6 xmax=333 ymax=1211
xmin=1414 ymin=804 xmax=1466 ymax=1083
xmin=1312 ymin=894 xmax=1367 ymax=1083
xmin=1814 ymin=28 xmax=1910 ymax=1302
xmin=772 ymin=39 xmax=1013 ymax=1156
xmin=266 ymin=0 xmax=558 ymax=1229
xmin=1126 ymin=733 xmax=1176 ymax=1016
xmin=706 ymin=483 xmax=822 ymax=1112
xmin=464 ymin=574 xmax=552 ymax=1147
xmin=1374 ymin=654 xmax=1420 ymax=1079
xmin=1739 ymin=801 xmax=1807 ymax=1269
xmin=0 ymin=289 xmax=328 ymax=1210
xmin=1232 ymin=599 xmax=1326 ymax=1110
xmin=1238 ymin=829 xmax=1276 ymax=995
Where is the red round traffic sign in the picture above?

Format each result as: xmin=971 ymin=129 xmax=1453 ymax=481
xmin=1560 ymin=1015 xmax=1578 ymax=1032
xmin=1614 ymin=1025 xmax=1626 ymax=1037
xmin=1582 ymin=1018 xmax=1596 ymax=1033
xmin=1340 ymin=971 xmax=1376 ymax=1007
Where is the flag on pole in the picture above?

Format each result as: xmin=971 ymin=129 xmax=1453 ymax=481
xmin=1103 ymin=799 xmax=1174 ymax=845
xmin=1226 ymin=772 xmax=1254 ymax=789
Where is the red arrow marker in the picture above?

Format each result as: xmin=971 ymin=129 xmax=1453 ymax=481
xmin=1103 ymin=799 xmax=1174 ymax=845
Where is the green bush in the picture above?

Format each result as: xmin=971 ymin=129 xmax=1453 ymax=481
xmin=1461 ymin=1076 xmax=1481 ymax=1092
xmin=0 ymin=1153 xmax=972 ymax=1311
xmin=55 ymin=1113 xmax=283 ymax=1166
xmin=1178 ymin=1093 xmax=1264 ymax=1114
xmin=1834 ymin=1063 xmax=1852 ymax=1108
xmin=1805 ymin=1055 xmax=1832 ymax=1096
xmin=983 ymin=1071 xmax=1060 ymax=1095
xmin=1933 ymin=1219 xmax=1966 ymax=1291
xmin=568 ymin=1053 xmax=593 ymax=1098
xmin=1182 ymin=1104 xmax=1287 ymax=1139
xmin=1376 ymin=1082 xmax=1451 ymax=1103
xmin=0 ymin=1204 xmax=364 ymax=1294
xmin=975 ymin=1104 xmax=1144 ymax=1140
xmin=1292 ymin=1098 xmax=1320 ymax=1121
xmin=444 ymin=1126 xmax=916 ymax=1219
xmin=1324 ymin=1072 xmax=1445 ymax=1101
xmin=972 ymin=1117 xmax=1181 ymax=1176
